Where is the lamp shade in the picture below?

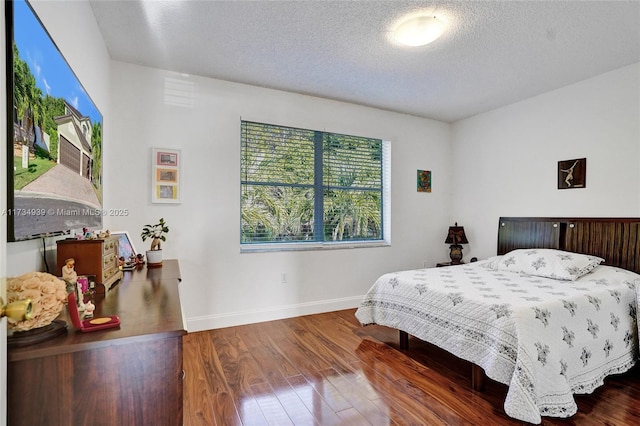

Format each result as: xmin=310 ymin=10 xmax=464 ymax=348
xmin=445 ymin=222 xmax=468 ymax=245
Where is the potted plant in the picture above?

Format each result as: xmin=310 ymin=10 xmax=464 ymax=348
xmin=141 ymin=218 xmax=169 ymax=267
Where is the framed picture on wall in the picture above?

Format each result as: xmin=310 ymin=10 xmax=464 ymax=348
xmin=557 ymin=158 xmax=586 ymax=189
xmin=152 ymin=148 xmax=181 ymax=203
xmin=417 ymin=170 xmax=432 ymax=192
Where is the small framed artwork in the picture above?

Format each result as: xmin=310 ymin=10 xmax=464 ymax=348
xmin=152 ymin=148 xmax=181 ymax=203
xmin=111 ymin=231 xmax=138 ymax=259
xmin=557 ymin=158 xmax=586 ymax=189
xmin=417 ymin=170 xmax=432 ymax=192
xmin=157 ymin=151 xmax=178 ymax=166
xmin=157 ymin=168 xmax=178 ymax=183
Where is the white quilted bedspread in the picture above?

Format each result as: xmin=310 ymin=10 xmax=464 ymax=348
xmin=355 ymin=261 xmax=640 ymax=424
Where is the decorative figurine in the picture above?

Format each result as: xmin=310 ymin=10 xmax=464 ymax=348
xmin=61 ymin=258 xmax=88 ymax=312
xmin=75 ymin=282 xmax=87 ymax=312
xmin=83 ymin=300 xmax=95 ymax=318
xmin=62 ymin=258 xmax=78 ymax=284
xmin=136 ymin=253 xmax=145 ymax=265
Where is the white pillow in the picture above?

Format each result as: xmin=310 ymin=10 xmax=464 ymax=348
xmin=496 ymin=249 xmax=604 ymax=281
xmin=481 ymin=255 xmax=503 ymax=270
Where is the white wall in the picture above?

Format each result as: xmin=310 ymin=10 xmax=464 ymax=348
xmin=5 ymin=0 xmax=111 ymax=274
xmin=451 ymin=63 xmax=640 ymax=260
xmin=106 ymin=62 xmax=452 ymax=330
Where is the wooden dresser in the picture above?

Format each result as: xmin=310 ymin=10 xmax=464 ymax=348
xmin=7 ymin=259 xmax=186 ymax=426
xmin=56 ymin=236 xmax=123 ymax=290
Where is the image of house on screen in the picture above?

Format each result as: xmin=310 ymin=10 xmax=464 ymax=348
xmin=55 ymin=100 xmax=94 ymax=182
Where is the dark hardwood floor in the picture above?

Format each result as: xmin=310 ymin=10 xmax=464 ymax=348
xmin=183 ymin=308 xmax=640 ymax=425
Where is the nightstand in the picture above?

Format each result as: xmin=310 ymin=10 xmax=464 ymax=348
xmin=436 ymin=261 xmax=464 ymax=267
xmin=436 ymin=257 xmax=477 ymax=267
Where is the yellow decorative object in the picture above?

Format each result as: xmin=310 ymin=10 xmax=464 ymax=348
xmin=6 ymin=272 xmax=68 ymax=332
xmin=1 ymin=297 xmax=33 ymax=321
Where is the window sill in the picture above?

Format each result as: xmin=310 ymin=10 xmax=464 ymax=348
xmin=240 ymin=240 xmax=390 ymax=253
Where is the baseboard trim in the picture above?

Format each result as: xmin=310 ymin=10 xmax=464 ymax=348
xmin=186 ymin=295 xmax=363 ymax=332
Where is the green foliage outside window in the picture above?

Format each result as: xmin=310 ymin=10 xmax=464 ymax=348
xmin=241 ymin=121 xmax=384 ymax=245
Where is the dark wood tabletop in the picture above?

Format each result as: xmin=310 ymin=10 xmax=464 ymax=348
xmin=8 ymin=259 xmax=186 ymax=362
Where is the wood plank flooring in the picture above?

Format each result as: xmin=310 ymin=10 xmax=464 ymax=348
xmin=183 ymin=309 xmax=640 ymax=425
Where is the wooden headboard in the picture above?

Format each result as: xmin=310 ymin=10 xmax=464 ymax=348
xmin=497 ymin=217 xmax=640 ymax=274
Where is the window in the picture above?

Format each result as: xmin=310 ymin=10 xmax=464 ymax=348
xmin=241 ymin=121 xmax=389 ymax=249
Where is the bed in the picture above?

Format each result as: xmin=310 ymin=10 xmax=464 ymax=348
xmin=355 ymin=217 xmax=640 ymax=424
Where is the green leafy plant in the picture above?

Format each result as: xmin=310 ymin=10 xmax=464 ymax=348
xmin=141 ymin=218 xmax=169 ymax=251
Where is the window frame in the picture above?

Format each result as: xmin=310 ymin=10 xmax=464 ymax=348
xmin=240 ymin=121 xmax=391 ymax=252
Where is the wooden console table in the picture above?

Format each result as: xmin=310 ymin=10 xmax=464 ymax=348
xmin=7 ymin=259 xmax=186 ymax=426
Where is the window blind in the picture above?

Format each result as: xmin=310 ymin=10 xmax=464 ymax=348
xmin=241 ymin=120 xmax=384 ymax=246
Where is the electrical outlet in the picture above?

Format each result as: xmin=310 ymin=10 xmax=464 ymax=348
xmin=281 ymin=272 xmax=287 ymax=284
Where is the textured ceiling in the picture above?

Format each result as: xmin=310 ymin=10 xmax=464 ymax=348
xmin=90 ymin=0 xmax=640 ymax=122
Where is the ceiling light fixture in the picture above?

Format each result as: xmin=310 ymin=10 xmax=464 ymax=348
xmin=393 ymin=15 xmax=445 ymax=47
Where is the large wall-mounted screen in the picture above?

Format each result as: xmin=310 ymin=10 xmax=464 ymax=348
xmin=6 ymin=0 xmax=103 ymax=241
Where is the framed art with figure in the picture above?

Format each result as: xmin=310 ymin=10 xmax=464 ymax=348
xmin=558 ymin=158 xmax=586 ymax=189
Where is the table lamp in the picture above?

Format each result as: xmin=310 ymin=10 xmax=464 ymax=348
xmin=445 ymin=222 xmax=469 ymax=264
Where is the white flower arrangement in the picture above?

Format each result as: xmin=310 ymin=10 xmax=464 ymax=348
xmin=6 ymin=271 xmax=68 ymax=332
